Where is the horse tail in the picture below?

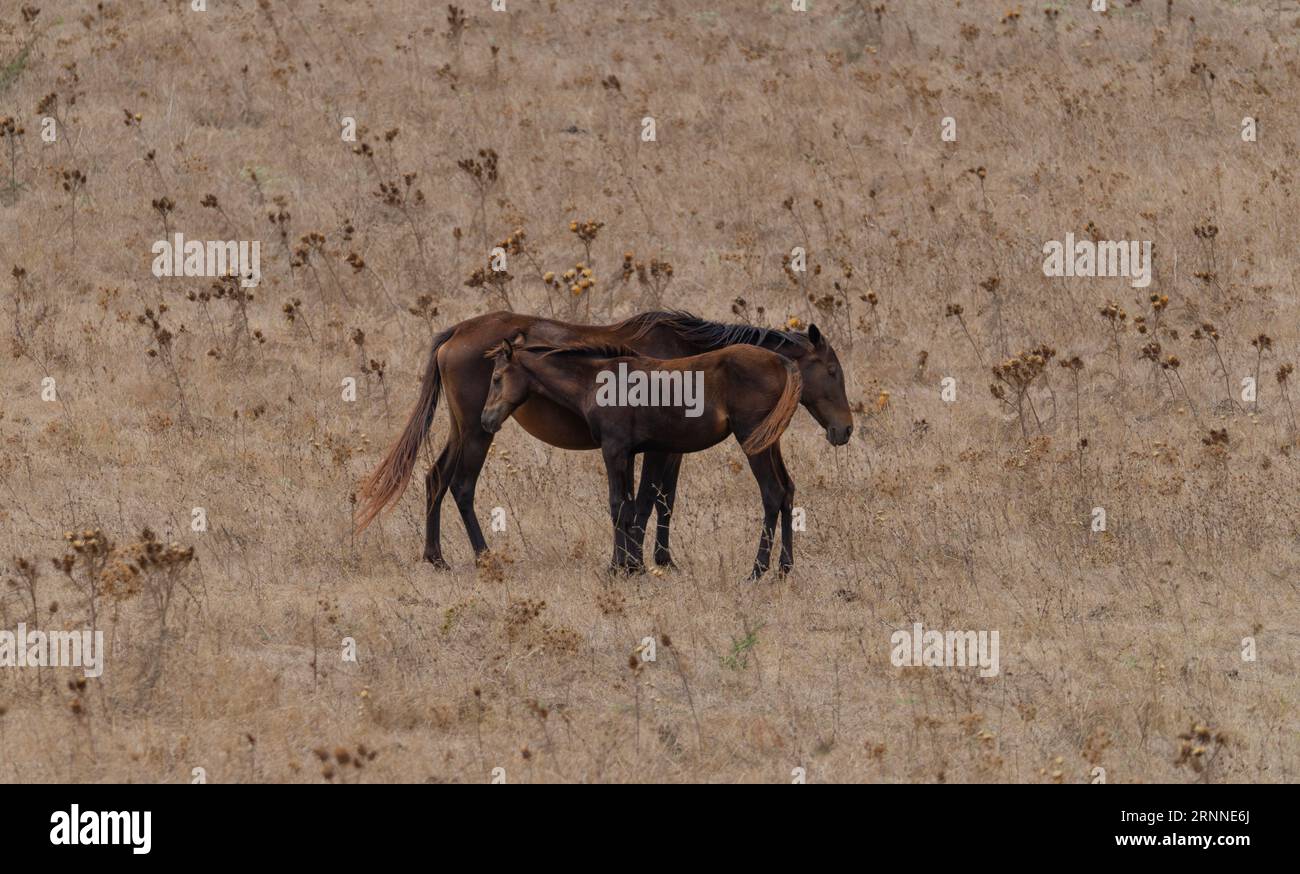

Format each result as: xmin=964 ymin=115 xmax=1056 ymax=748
xmin=354 ymin=327 xmax=454 ymax=532
xmin=741 ymin=358 xmax=802 ymax=456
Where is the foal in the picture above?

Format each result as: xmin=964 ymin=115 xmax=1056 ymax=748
xmin=481 ymin=339 xmax=802 ymax=579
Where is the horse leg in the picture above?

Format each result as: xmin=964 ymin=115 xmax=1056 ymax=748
xmin=629 ymin=452 xmax=668 ymax=569
xmin=437 ymin=341 xmax=499 ymax=562
xmin=652 ymin=453 xmax=683 ymax=568
xmin=745 ymin=447 xmax=783 ymax=581
xmin=449 ymin=427 xmax=494 ymax=560
xmin=422 ymin=440 xmax=457 ymax=568
xmin=602 ymin=445 xmax=641 ymax=573
xmin=774 ymin=446 xmax=795 ymax=577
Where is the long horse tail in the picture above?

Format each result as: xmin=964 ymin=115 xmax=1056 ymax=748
xmin=741 ymin=358 xmax=802 ymax=456
xmin=354 ymin=327 xmax=454 ymax=532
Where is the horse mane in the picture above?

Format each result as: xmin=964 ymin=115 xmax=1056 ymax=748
xmin=483 ymin=340 xmax=640 ymax=360
xmin=616 ymin=310 xmax=813 ymax=352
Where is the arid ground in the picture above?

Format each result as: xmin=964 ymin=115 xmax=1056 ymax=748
xmin=0 ymin=0 xmax=1296 ymax=783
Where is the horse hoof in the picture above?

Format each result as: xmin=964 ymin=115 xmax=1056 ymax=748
xmin=424 ymin=555 xmax=451 ymax=571
xmin=654 ymin=554 xmax=678 ymax=570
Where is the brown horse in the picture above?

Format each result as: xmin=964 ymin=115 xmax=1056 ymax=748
xmin=481 ymin=339 xmax=802 ymax=578
xmin=355 ymin=310 xmax=852 ymax=569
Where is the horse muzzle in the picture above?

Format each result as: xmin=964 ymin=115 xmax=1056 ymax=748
xmin=826 ymin=424 xmax=852 ymax=446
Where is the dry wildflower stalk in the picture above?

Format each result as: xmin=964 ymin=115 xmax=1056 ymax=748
xmin=1249 ymin=333 xmax=1272 ymax=413
xmin=860 ymin=289 xmax=880 ymax=338
xmin=1058 ymin=355 xmax=1088 ymax=492
xmin=445 ymin=4 xmax=468 ymax=53
xmin=457 ymin=147 xmax=499 ymax=256
xmin=352 ymin=328 xmax=390 ymax=421
xmin=544 ymin=256 xmax=597 ymax=320
xmin=137 ymin=302 xmax=195 ymax=431
xmin=293 ymin=231 xmax=351 ymax=306
xmin=2 ymin=555 xmax=58 ymax=696
xmin=371 ymin=171 xmax=429 ymax=269
xmin=352 ymin=134 xmax=432 ymax=277
xmin=190 ymin=274 xmax=259 ymax=358
xmin=626 ymin=644 xmax=644 ymax=755
xmin=493 ymin=225 xmax=555 ymax=313
xmin=465 ymin=260 xmax=514 ymax=310
xmin=407 ymin=294 xmax=439 ymax=336
xmin=1192 ymin=221 xmax=1223 ymax=297
xmin=967 ymin=165 xmax=989 ymax=211
xmin=990 ymin=344 xmax=1055 ymax=437
xmin=729 ymin=296 xmax=768 ymax=325
xmin=60 ymin=167 xmax=86 ymax=254
xmin=281 ymin=296 xmax=313 ymax=341
xmin=6 ymin=556 xmax=42 ymax=638
xmin=267 ymin=197 xmax=291 ymax=253
xmin=150 ymin=195 xmax=175 ymax=239
xmin=781 ymin=196 xmax=816 ymax=303
xmin=1159 ymin=351 xmax=1204 ymax=430
xmin=315 ymin=742 xmax=377 ymax=784
xmin=477 ymin=550 xmax=512 ymax=585
xmin=564 ymin=220 xmax=604 ymax=318
xmin=1202 ymin=426 xmax=1229 ymax=444
xmin=52 ymin=529 xmax=112 ymax=631
xmin=9 ymin=265 xmax=55 ymax=375
xmin=199 ymin=192 xmax=238 ymax=239
xmin=1276 ymin=363 xmax=1297 ymax=438
xmin=569 ymin=218 xmax=603 ymax=263
xmin=52 ymin=527 xmax=196 ymax=705
xmin=1174 ymin=722 xmax=1230 ymax=782
xmin=656 ymin=631 xmax=704 ymax=752
xmin=464 ymin=228 xmax=525 ymax=311
xmin=1191 ymin=321 xmax=1241 ymax=413
xmin=945 ymin=302 xmax=984 ymax=366
xmin=0 ymin=116 xmax=26 ymax=202
xmin=977 ymin=276 xmax=1006 ymax=358
xmin=621 ymin=250 xmax=674 ymax=311
xmin=1139 ymin=339 xmax=1167 ymax=396
xmin=1099 ymin=300 xmax=1128 ymax=381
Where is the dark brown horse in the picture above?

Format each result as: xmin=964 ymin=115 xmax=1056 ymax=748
xmin=482 ymin=339 xmax=802 ymax=578
xmin=355 ymin=310 xmax=852 ymax=569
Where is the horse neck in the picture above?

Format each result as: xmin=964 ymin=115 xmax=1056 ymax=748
xmin=520 ymin=354 xmax=605 ymax=416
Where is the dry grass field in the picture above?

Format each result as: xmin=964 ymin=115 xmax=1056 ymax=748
xmin=0 ymin=0 xmax=1296 ymax=784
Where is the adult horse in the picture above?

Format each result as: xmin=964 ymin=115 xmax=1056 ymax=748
xmin=354 ymin=310 xmax=853 ymax=570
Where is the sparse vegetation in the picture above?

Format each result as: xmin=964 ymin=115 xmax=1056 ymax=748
xmin=0 ymin=0 xmax=1294 ymax=784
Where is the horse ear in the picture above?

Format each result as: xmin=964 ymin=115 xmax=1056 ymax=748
xmin=511 ymin=331 xmax=526 ymax=346
xmin=808 ymin=323 xmax=824 ymax=347
xmin=502 ymin=338 xmax=514 ymax=360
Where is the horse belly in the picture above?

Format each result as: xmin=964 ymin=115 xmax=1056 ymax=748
xmin=512 ymin=396 xmax=598 ymax=450
xmin=634 ymin=411 xmax=729 ymax=454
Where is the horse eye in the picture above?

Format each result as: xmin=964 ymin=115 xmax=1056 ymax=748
xmin=492 ymin=373 xmax=502 ymax=383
